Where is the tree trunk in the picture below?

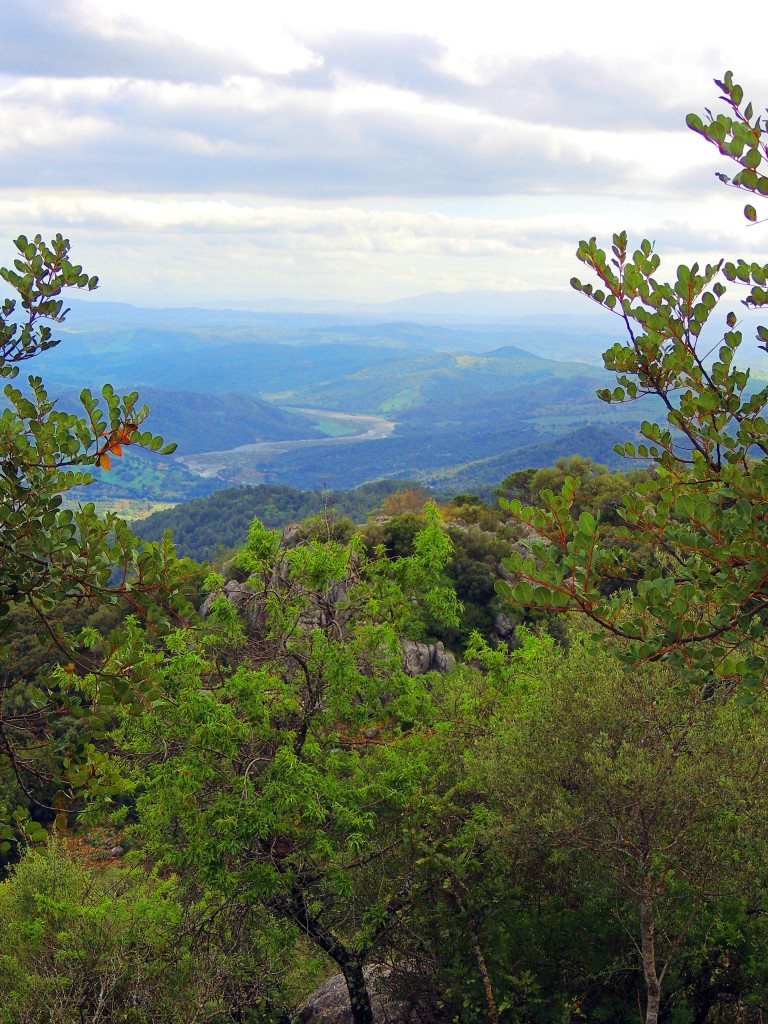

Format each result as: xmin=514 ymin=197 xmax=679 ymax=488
xmin=639 ymin=897 xmax=661 ymax=1024
xmin=280 ymin=889 xmax=375 ymax=1024
xmin=341 ymin=958 xmax=375 ymax=1024
xmin=466 ymin=914 xmax=500 ymax=1024
xmin=449 ymin=883 xmax=499 ymax=1024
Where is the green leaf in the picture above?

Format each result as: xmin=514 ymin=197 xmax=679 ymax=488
xmin=578 ymin=511 xmax=596 ymax=534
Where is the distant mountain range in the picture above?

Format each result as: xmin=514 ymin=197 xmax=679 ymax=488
xmin=67 ymin=287 xmax=597 ymax=323
xmin=199 ymin=287 xmax=599 ymax=320
xmin=61 ymin=289 xmax=768 ymax=370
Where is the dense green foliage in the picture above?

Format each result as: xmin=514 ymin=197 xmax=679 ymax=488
xmin=132 ymin=461 xmax=646 ymax=649
xmin=0 ymin=599 xmax=127 ymax=862
xmin=81 ymin=472 xmax=768 ymax=1022
xmin=473 ymin=638 xmax=768 ymax=1022
xmin=103 ymin=508 xmax=459 ymax=1024
xmin=0 ymin=838 xmax=292 ymax=1022
xmin=0 ymin=235 xmax=197 ymax=847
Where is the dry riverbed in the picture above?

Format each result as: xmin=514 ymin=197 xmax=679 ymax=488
xmin=176 ymin=409 xmax=396 ymax=478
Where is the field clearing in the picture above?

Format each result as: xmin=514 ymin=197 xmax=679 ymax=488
xmin=310 ymin=417 xmax=358 ymax=437
xmin=60 ymin=497 xmax=178 ymax=521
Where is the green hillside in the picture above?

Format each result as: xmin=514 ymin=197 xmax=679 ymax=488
xmin=44 ymin=386 xmax=322 ymax=455
xmin=419 ymin=424 xmax=634 ymax=491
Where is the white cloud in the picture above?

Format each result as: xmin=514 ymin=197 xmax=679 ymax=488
xmin=76 ymin=0 xmax=322 ymax=75
xmin=0 ymin=189 xmax=758 ymax=309
xmin=2 ymin=0 xmax=768 ymax=303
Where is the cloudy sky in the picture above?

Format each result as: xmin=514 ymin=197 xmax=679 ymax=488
xmin=3 ymin=1 xmax=768 ymax=306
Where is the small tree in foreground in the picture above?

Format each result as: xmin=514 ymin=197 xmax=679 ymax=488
xmin=112 ymin=512 xmax=460 ymax=1024
xmin=497 ymin=73 xmax=768 ymax=695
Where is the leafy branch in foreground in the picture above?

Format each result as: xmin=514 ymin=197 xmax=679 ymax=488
xmin=496 ymin=75 xmax=768 ymax=696
xmin=686 ymin=69 xmax=768 ymax=228
xmin=0 ymin=234 xmax=198 ymax=844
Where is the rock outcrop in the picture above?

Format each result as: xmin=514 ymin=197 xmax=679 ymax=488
xmin=400 ymin=639 xmax=455 ymax=676
xmin=203 ymin=560 xmax=457 ymax=679
xmin=493 ymin=611 xmax=516 ymax=640
xmin=295 ymin=964 xmax=445 ymax=1024
xmin=199 ymin=578 xmax=252 ymax=618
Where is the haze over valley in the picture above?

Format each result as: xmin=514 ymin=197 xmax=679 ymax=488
xmin=30 ymin=291 xmax=662 ymax=503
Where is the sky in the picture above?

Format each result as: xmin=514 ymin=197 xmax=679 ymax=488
xmin=4 ymin=1 xmax=768 ymax=307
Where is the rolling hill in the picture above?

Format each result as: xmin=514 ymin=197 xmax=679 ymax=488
xmin=27 ymin=302 xmax=658 ymax=495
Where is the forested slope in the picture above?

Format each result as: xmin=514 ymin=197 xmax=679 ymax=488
xmin=134 ymin=479 xmax=429 ymax=560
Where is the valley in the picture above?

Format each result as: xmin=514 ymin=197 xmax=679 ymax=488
xmin=37 ymin=298 xmax=653 ymax=501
